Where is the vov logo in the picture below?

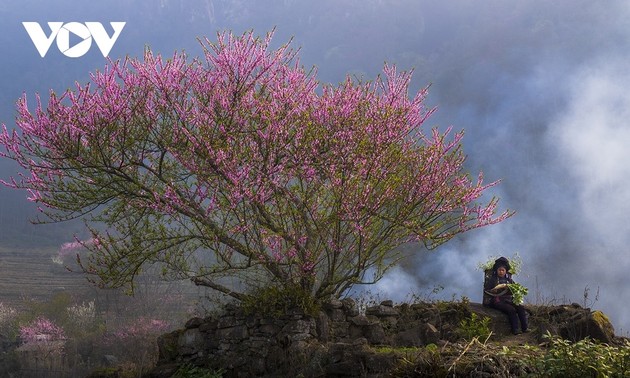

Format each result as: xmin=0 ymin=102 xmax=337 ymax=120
xmin=23 ymin=22 xmax=126 ymax=58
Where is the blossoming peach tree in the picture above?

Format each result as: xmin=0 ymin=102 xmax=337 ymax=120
xmin=1 ymin=30 xmax=512 ymax=302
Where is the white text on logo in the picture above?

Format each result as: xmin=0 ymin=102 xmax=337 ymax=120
xmin=23 ymin=22 xmax=126 ymax=58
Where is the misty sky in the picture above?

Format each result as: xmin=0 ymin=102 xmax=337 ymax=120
xmin=2 ymin=1 xmax=630 ymax=332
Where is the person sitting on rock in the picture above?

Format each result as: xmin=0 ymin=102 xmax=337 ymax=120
xmin=484 ymin=256 xmax=528 ymax=335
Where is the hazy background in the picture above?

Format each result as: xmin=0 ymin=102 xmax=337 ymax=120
xmin=2 ymin=0 xmax=630 ymax=332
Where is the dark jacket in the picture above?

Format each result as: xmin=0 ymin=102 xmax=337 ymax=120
xmin=484 ymin=273 xmax=515 ymax=304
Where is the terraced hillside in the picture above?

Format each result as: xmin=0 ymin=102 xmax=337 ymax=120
xmin=0 ymin=245 xmax=98 ymax=311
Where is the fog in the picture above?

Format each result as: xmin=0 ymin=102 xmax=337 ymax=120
xmin=2 ymin=0 xmax=630 ymax=333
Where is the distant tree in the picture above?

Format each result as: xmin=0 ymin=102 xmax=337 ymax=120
xmin=0 ymin=30 xmax=512 ymax=302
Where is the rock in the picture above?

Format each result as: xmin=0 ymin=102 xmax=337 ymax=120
xmin=364 ymin=351 xmax=397 ymax=374
xmin=217 ymin=315 xmax=240 ymax=329
xmin=178 ymin=328 xmax=206 ymax=355
xmin=315 ymin=310 xmax=330 ymax=342
xmin=330 ymin=320 xmax=350 ymax=339
xmin=469 ymin=302 xmax=514 ymax=336
xmin=146 ymin=363 xmax=181 ymax=378
xmin=216 ymin=324 xmax=248 ymax=341
xmin=393 ymin=327 xmax=422 ymax=347
xmin=184 ymin=317 xmax=204 ymax=329
xmin=341 ymin=297 xmax=360 ymax=317
xmin=366 ymin=304 xmax=399 ymax=317
xmin=328 ymin=308 xmax=346 ymax=322
xmin=561 ymin=310 xmax=615 ymax=343
xmin=346 ymin=315 xmax=390 ymax=344
xmin=101 ymin=354 xmax=119 ymax=366
xmin=348 ymin=315 xmax=372 ymax=326
xmin=363 ymin=323 xmax=386 ymax=345
xmin=324 ymin=299 xmax=344 ymax=310
xmin=155 ymin=330 xmax=181 ymax=361
xmin=423 ymin=323 xmax=440 ymax=344
xmin=326 ymin=342 xmax=368 ymax=377
xmin=591 ymin=310 xmax=615 ymax=341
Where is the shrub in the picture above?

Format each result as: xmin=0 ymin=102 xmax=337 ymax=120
xmin=457 ymin=313 xmax=491 ymax=341
xmin=241 ymin=284 xmax=320 ymax=317
xmin=67 ymin=300 xmax=96 ymax=327
xmin=530 ymin=332 xmax=630 ymax=377
xmin=19 ymin=316 xmax=65 ymax=344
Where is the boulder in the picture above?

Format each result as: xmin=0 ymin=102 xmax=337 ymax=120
xmin=469 ymin=302 xmax=515 ymax=336
xmin=561 ymin=309 xmax=615 ymax=343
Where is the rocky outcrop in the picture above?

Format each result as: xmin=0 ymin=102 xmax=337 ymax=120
xmin=529 ymin=303 xmax=616 ymax=344
xmin=147 ymin=300 xmax=618 ymax=377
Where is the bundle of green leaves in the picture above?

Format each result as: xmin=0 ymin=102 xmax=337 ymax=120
xmin=507 ymin=283 xmax=528 ymax=305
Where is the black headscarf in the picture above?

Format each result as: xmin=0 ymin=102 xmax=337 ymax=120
xmin=492 ymin=256 xmax=511 ymax=274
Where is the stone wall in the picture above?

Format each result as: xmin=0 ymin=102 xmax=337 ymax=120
xmin=147 ymin=300 xmax=617 ymax=377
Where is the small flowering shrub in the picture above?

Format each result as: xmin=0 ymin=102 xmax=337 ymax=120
xmin=19 ymin=316 xmax=65 ymax=344
xmin=15 ymin=317 xmax=67 ymax=375
xmin=66 ymin=300 xmax=96 ymax=327
xmin=53 ymin=238 xmax=98 ymax=270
